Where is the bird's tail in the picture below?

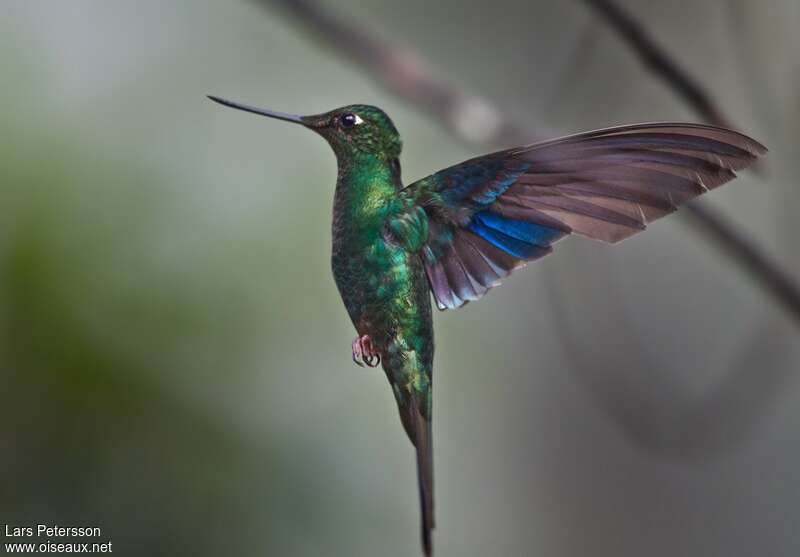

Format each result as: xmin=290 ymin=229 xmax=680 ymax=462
xmin=414 ymin=408 xmax=434 ymax=557
xmin=399 ymin=395 xmax=435 ymax=556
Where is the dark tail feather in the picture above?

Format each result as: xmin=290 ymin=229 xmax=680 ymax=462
xmin=414 ymin=412 xmax=434 ymax=556
xmin=399 ymin=396 xmax=435 ymax=556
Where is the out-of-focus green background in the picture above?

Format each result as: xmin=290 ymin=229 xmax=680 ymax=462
xmin=2 ymin=1 xmax=799 ymax=556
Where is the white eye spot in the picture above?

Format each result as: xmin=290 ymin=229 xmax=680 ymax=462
xmin=340 ymin=113 xmax=364 ymax=128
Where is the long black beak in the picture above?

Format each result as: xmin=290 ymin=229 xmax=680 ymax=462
xmin=207 ymin=95 xmax=304 ymax=124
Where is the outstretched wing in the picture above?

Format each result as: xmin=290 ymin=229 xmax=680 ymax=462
xmin=400 ymin=123 xmax=766 ymax=310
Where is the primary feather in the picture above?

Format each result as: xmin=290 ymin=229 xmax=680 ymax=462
xmin=400 ymin=122 xmax=766 ymax=309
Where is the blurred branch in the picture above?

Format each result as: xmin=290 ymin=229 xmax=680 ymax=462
xmin=259 ymin=0 xmax=800 ymax=327
xmin=685 ymin=203 xmax=800 ymax=318
xmin=582 ymin=0 xmax=733 ymax=128
xmin=546 ymin=257 xmax=796 ymax=459
xmin=260 ymin=0 xmax=538 ymax=147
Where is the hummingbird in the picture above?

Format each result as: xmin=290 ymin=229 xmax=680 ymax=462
xmin=208 ymin=94 xmax=765 ymax=556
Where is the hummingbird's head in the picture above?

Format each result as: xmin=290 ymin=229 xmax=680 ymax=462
xmin=303 ymin=105 xmax=402 ymax=160
xmin=208 ymin=97 xmax=402 ymax=161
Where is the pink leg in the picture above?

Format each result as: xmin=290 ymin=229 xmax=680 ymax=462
xmin=351 ymin=334 xmax=380 ymax=368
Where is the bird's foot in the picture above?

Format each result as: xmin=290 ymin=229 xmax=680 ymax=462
xmin=352 ymin=335 xmax=380 ymax=368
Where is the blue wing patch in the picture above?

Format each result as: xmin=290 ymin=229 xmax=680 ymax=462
xmin=468 ymin=211 xmax=566 ymax=258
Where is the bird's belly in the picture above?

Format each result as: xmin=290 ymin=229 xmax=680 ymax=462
xmin=332 ymin=238 xmax=432 ymax=350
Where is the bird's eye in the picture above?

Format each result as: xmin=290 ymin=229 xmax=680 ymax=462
xmin=340 ymin=113 xmax=362 ymax=128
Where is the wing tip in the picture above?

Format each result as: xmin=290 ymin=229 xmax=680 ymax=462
xmin=518 ymin=121 xmax=767 ymax=161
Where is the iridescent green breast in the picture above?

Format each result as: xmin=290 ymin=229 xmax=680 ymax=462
xmin=330 ymin=153 xmax=433 ymax=360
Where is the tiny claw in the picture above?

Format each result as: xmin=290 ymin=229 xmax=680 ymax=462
xmin=352 ymin=335 xmax=380 ymax=368
xmin=351 ymin=337 xmax=365 ymax=367
xmin=360 ymin=335 xmax=381 ymax=368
